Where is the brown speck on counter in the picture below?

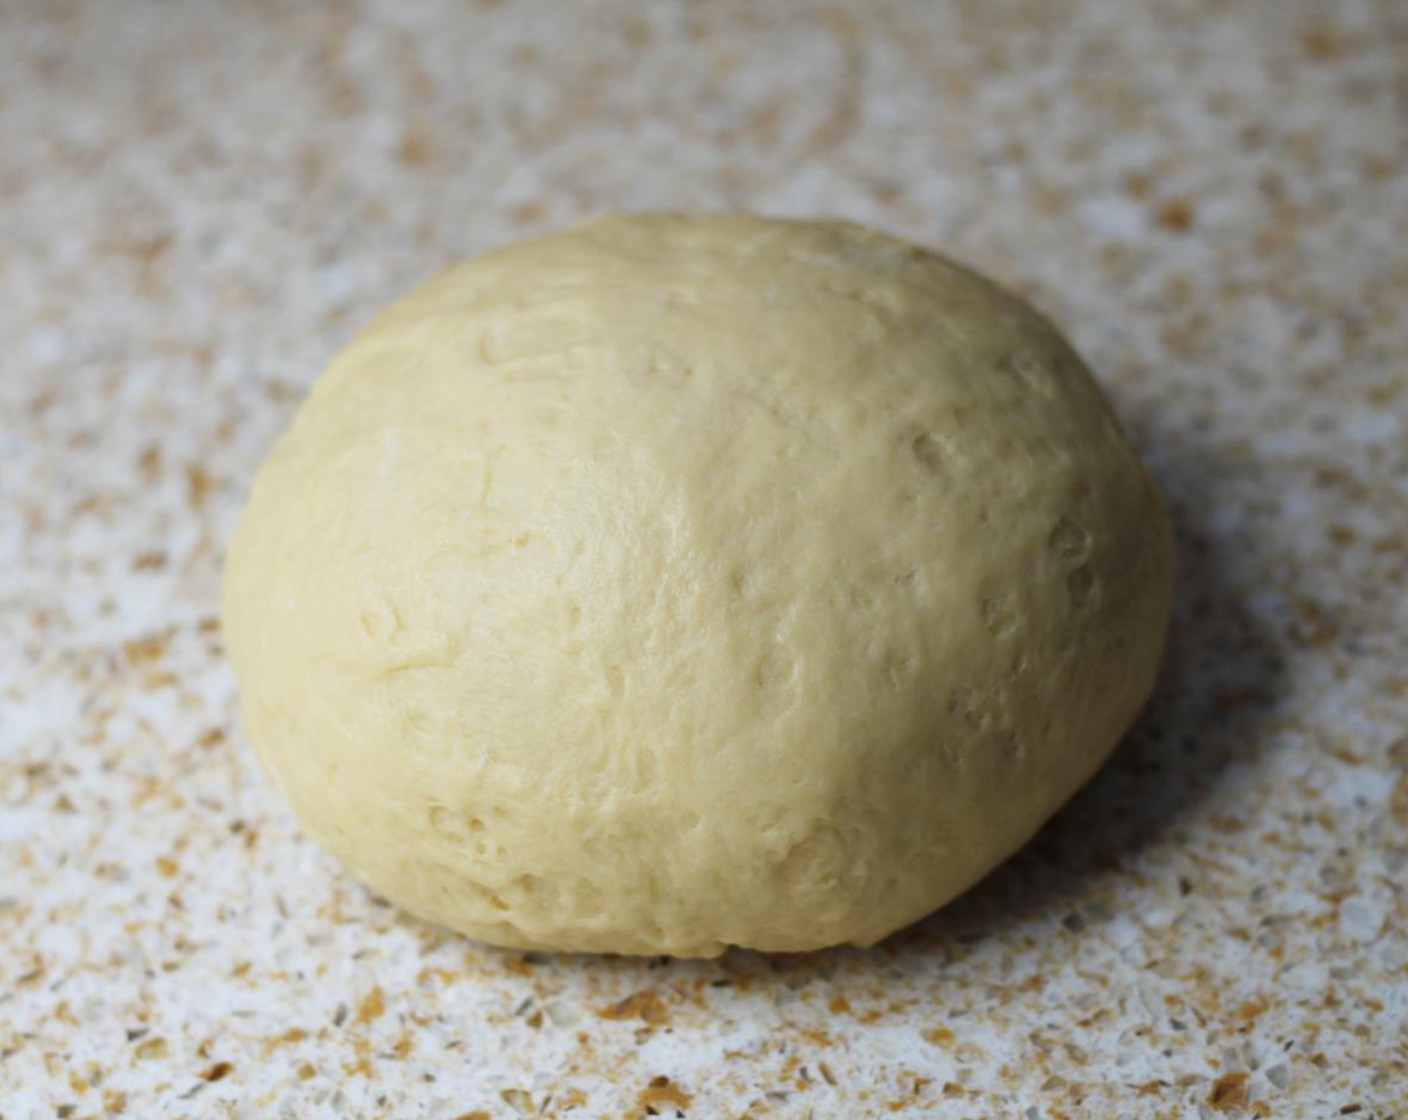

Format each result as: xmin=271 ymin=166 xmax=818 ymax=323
xmin=122 ymin=633 xmax=170 ymax=666
xmin=1207 ymin=1071 xmax=1250 ymax=1111
xmin=354 ymin=986 xmax=386 ymax=1026
xmin=1155 ymin=198 xmax=1195 ymax=233
xmin=264 ymin=1027 xmax=309 ymax=1051
xmin=599 ymin=989 xmax=670 ymax=1026
xmin=184 ymin=464 xmax=218 ymax=510
xmin=636 ymin=1075 xmax=693 ymax=1116
xmin=3 ymin=1 xmax=1404 ymax=1116
xmin=132 ymin=550 xmax=168 ymax=571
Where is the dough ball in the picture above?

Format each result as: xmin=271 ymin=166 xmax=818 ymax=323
xmin=222 ymin=214 xmax=1173 ymax=957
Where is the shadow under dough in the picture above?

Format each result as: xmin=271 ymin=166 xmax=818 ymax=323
xmin=873 ymin=395 xmax=1292 ymax=956
xmin=704 ymin=396 xmax=1293 ymax=981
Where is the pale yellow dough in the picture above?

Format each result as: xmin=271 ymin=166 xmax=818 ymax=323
xmin=223 ymin=214 xmax=1173 ymax=956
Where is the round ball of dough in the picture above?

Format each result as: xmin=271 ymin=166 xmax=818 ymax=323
xmin=223 ymin=214 xmax=1173 ymax=957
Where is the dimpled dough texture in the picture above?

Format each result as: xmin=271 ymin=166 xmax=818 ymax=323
xmin=223 ymin=214 xmax=1173 ymax=957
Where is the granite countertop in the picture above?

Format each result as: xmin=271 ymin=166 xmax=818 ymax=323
xmin=2 ymin=2 xmax=1405 ymax=1117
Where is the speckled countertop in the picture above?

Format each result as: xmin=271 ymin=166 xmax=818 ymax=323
xmin=2 ymin=2 xmax=1405 ymax=1117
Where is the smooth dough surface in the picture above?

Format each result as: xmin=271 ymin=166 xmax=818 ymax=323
xmin=223 ymin=214 xmax=1173 ymax=956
